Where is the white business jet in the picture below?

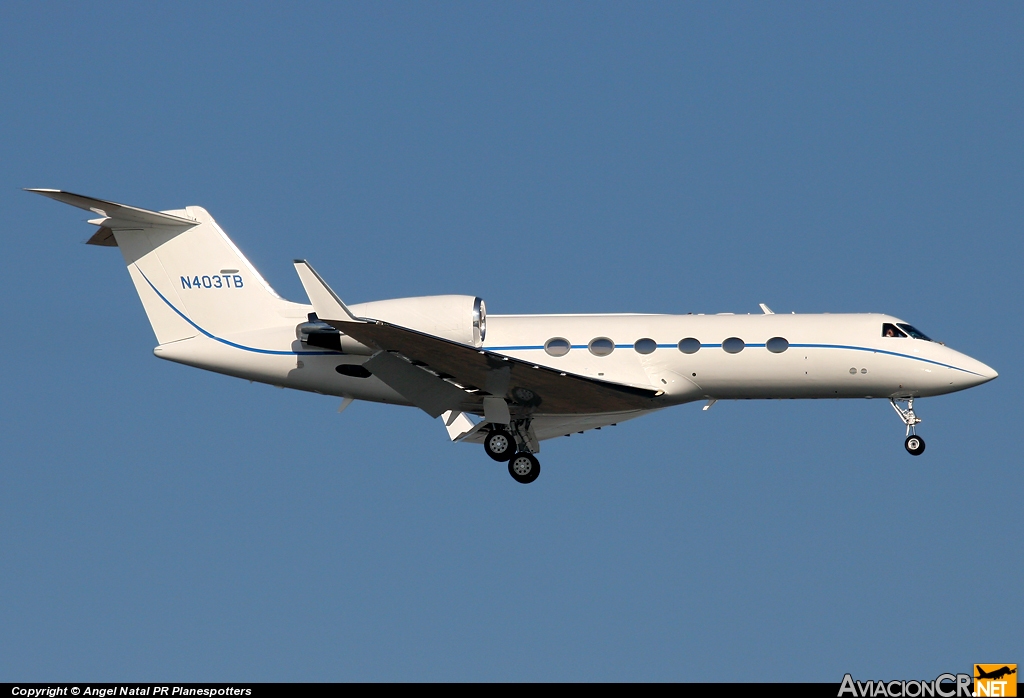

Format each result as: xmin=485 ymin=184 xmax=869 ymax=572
xmin=31 ymin=189 xmax=998 ymax=483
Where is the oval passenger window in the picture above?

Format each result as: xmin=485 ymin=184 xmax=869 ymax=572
xmin=678 ymin=337 xmax=700 ymax=354
xmin=634 ymin=338 xmax=657 ymax=355
xmin=589 ymin=338 xmax=615 ymax=357
xmin=722 ymin=337 xmax=745 ymax=354
xmin=766 ymin=337 xmax=789 ymax=354
xmin=544 ymin=338 xmax=571 ymax=357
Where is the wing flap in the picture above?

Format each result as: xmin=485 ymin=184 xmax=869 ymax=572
xmin=362 ymin=350 xmax=470 ymax=419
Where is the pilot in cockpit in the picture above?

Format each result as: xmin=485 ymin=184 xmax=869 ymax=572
xmin=882 ymin=323 xmax=932 ymax=341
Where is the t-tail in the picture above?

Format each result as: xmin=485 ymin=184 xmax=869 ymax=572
xmin=28 ymin=189 xmax=307 ymax=347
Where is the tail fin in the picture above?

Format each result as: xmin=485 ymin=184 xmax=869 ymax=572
xmin=30 ymin=189 xmax=299 ymax=345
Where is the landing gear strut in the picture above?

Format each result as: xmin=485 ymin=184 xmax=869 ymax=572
xmin=891 ymin=398 xmax=925 ymax=456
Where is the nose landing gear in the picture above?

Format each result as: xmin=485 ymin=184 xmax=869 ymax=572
xmin=904 ymin=434 xmax=925 ymax=456
xmin=891 ymin=398 xmax=925 ymax=456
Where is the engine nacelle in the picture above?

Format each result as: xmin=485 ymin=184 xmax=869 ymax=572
xmin=348 ymin=295 xmax=486 ymax=347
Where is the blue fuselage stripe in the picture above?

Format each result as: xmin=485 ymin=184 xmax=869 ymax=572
xmin=485 ymin=342 xmax=980 ymax=375
xmin=787 ymin=343 xmax=978 ymax=374
xmin=138 ymin=269 xmax=339 ymax=356
xmin=137 ymin=270 xmax=980 ymax=374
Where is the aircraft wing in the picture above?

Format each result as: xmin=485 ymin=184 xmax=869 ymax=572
xmin=294 ymin=261 xmax=659 ymax=417
xmin=332 ymin=318 xmax=658 ymax=415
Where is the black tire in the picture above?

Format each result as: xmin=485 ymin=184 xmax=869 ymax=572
xmin=905 ymin=435 xmax=926 ymax=456
xmin=484 ymin=429 xmax=515 ymax=462
xmin=508 ymin=452 xmax=541 ymax=484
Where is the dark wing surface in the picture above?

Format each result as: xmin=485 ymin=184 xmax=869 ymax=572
xmin=329 ymin=318 xmax=658 ymax=416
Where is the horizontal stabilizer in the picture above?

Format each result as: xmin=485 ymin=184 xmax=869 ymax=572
xmin=293 ymin=260 xmax=362 ymax=323
xmin=26 ymin=189 xmax=196 ymax=229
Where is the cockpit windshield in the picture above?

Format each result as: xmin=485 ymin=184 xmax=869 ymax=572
xmin=883 ymin=322 xmax=931 ymax=340
xmin=896 ymin=323 xmax=932 ymax=341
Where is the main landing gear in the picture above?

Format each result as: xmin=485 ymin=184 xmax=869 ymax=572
xmin=508 ymin=452 xmax=541 ymax=484
xmin=484 ymin=429 xmax=515 ymax=461
xmin=484 ymin=424 xmax=541 ymax=484
xmin=891 ymin=398 xmax=925 ymax=456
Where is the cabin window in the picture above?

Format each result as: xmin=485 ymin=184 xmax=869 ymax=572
xmin=882 ymin=323 xmax=908 ymax=338
xmin=896 ymin=323 xmax=932 ymax=341
xmin=634 ymin=338 xmax=657 ymax=355
xmin=544 ymin=338 xmax=571 ymax=357
xmin=722 ymin=337 xmax=745 ymax=354
xmin=589 ymin=338 xmax=615 ymax=356
xmin=766 ymin=337 xmax=789 ymax=353
xmin=336 ymin=364 xmax=371 ymax=378
xmin=678 ymin=337 xmax=700 ymax=354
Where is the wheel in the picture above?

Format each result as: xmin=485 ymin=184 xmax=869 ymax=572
xmin=508 ymin=452 xmax=540 ymax=484
xmin=484 ymin=429 xmax=515 ymax=461
xmin=905 ymin=434 xmax=926 ymax=456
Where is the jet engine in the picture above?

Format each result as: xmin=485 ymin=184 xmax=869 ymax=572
xmin=349 ymin=295 xmax=486 ymax=346
xmin=298 ymin=295 xmax=487 ymax=352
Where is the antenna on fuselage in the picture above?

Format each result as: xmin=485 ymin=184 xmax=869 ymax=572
xmin=759 ymin=303 xmax=774 ymax=315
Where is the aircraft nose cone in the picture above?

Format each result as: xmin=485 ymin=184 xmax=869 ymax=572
xmin=963 ymin=358 xmax=998 ymax=387
xmin=943 ymin=348 xmax=998 ymax=391
xmin=980 ymin=363 xmax=998 ymax=382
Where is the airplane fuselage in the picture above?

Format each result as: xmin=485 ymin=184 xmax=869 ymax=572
xmin=31 ymin=188 xmax=998 ymax=480
xmin=155 ymin=309 xmax=996 ymax=409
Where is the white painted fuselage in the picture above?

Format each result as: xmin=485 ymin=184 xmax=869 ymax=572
xmin=32 ymin=189 xmax=997 ymax=457
xmin=156 ymin=308 xmax=996 ymax=412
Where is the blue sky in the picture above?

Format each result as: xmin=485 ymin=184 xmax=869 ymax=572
xmin=1 ymin=2 xmax=1020 ymax=681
